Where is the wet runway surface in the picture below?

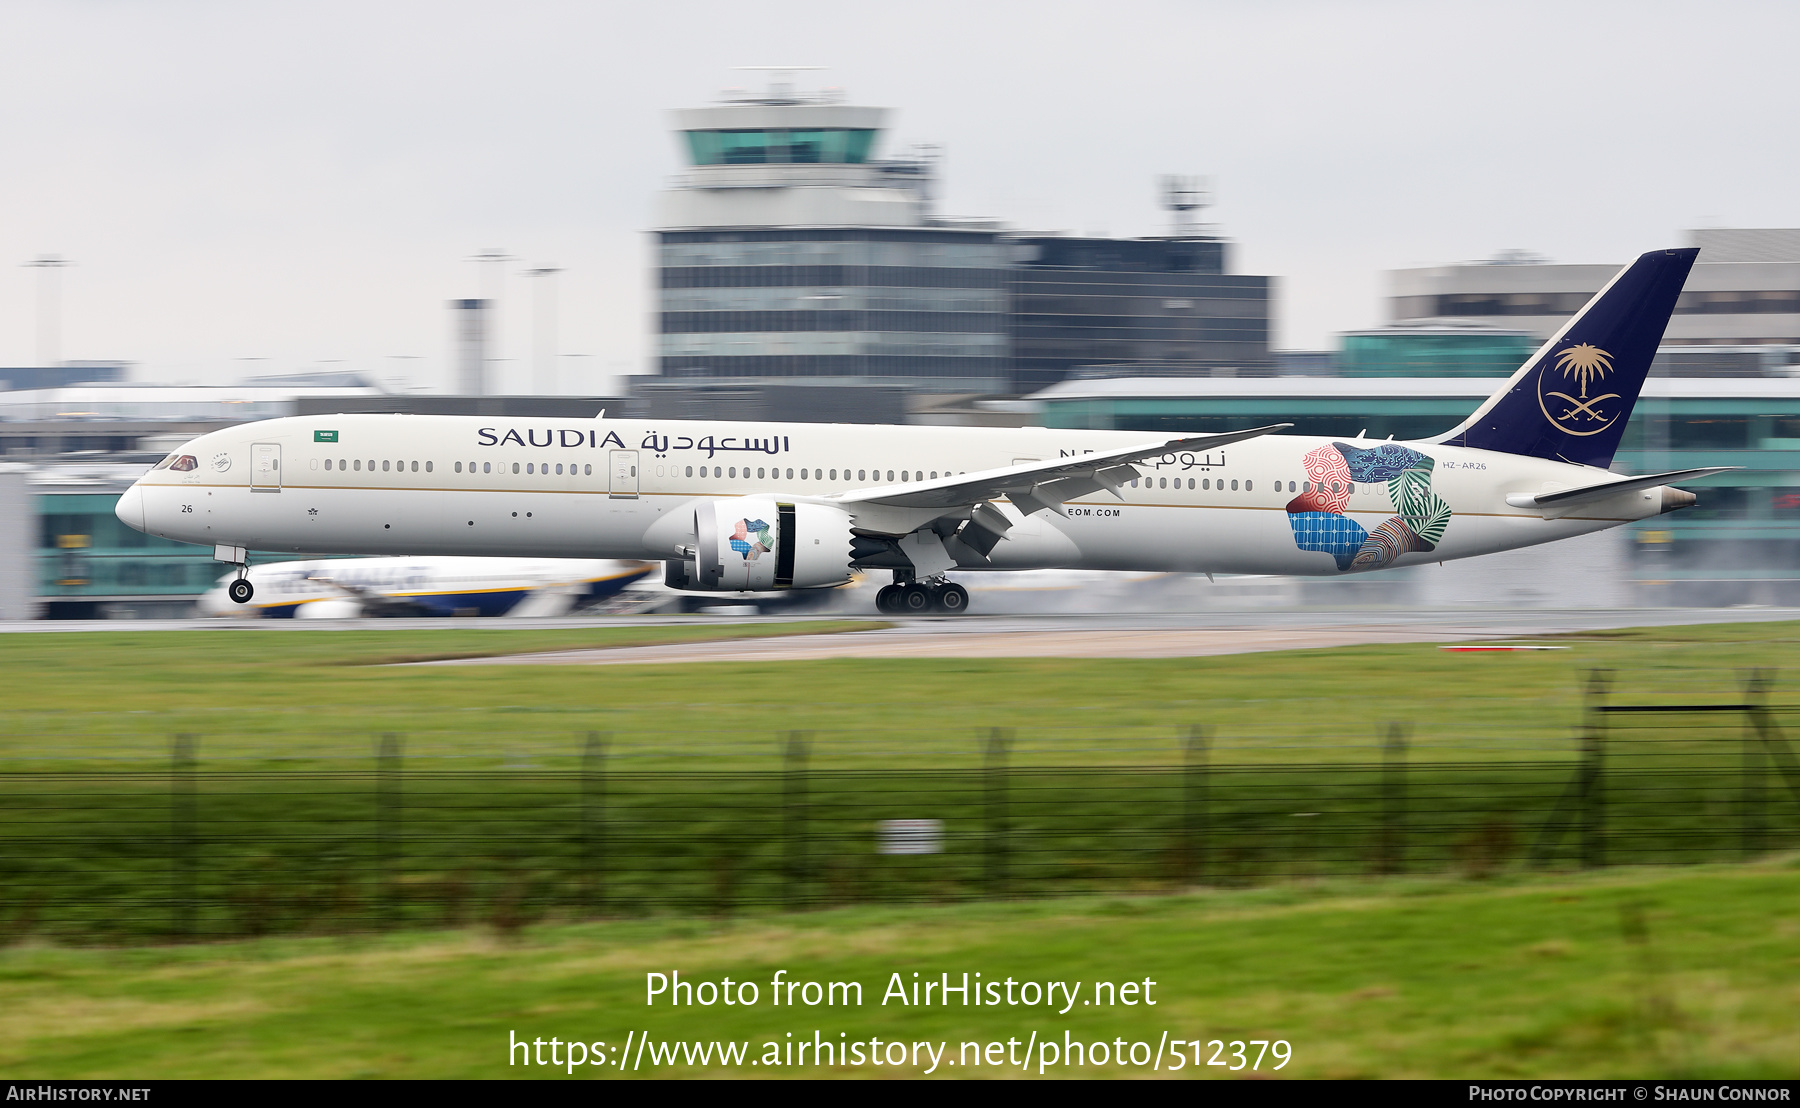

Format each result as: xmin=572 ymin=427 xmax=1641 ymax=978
xmin=6 ymin=608 xmax=1800 ymax=669
xmin=396 ymin=607 xmax=1800 ymax=666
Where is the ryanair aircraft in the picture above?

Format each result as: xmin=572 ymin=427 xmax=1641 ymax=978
xmin=194 ymin=557 xmax=653 ymax=618
xmin=117 ymin=249 xmax=1728 ymax=615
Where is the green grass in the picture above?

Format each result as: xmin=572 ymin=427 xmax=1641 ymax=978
xmin=4 ymin=619 xmax=1800 ymax=770
xmin=5 ymin=620 xmax=1800 ymax=944
xmin=4 ymin=619 xmax=1800 ymax=1076
xmin=1 ymin=859 xmax=1795 ymax=1078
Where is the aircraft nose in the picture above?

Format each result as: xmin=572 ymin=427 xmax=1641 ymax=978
xmin=115 ymin=482 xmax=146 ymax=532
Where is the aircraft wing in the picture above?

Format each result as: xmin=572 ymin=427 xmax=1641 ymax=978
xmin=831 ymin=424 xmax=1292 ymax=521
xmin=1504 ymin=466 xmax=1738 ymax=509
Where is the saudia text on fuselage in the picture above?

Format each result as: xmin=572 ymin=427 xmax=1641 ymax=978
xmin=469 ymin=425 xmax=1232 ymax=471
xmin=474 ymin=427 xmax=792 ymax=459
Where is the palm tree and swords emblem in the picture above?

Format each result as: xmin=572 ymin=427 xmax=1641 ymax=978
xmin=1536 ymin=342 xmax=1622 ymax=436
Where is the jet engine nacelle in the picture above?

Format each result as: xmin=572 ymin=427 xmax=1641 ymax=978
xmin=688 ymin=497 xmax=854 ymax=591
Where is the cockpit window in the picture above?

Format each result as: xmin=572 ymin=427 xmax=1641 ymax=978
xmin=153 ymin=454 xmax=176 ymax=470
xmin=168 ymin=455 xmax=198 ymax=472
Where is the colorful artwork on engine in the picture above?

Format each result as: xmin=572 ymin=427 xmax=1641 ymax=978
xmin=1285 ymin=443 xmax=1451 ymax=571
xmin=729 ymin=518 xmax=772 ymax=561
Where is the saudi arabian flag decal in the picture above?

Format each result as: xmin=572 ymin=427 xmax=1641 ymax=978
xmin=314 ymin=430 xmax=339 ymax=443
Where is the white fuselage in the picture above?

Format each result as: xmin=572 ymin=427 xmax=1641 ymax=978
xmin=119 ymin=414 xmax=1667 ymax=578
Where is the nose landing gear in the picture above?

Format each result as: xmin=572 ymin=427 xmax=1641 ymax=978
xmin=214 ymin=544 xmax=254 ymax=604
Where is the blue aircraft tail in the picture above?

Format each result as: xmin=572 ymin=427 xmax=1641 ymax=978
xmin=1433 ymin=247 xmax=1697 ymax=468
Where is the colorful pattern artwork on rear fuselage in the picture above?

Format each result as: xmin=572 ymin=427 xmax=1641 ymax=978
xmin=1285 ymin=443 xmax=1451 ymax=571
xmin=730 ymin=518 xmax=773 ymax=561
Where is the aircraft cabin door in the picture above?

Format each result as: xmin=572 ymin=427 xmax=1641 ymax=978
xmin=609 ymin=450 xmax=639 ymax=499
xmin=252 ymin=443 xmax=282 ymax=492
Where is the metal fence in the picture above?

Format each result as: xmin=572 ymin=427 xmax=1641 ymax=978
xmin=3 ymin=670 xmax=1799 ymax=944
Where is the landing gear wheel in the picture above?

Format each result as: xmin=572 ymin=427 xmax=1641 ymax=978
xmin=228 ymin=578 xmax=255 ymax=605
xmin=933 ymin=582 xmax=969 ymax=614
xmin=875 ymin=584 xmax=903 ymax=613
xmin=900 ymin=583 xmax=934 ymax=614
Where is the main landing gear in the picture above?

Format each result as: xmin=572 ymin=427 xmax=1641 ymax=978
xmin=875 ymin=577 xmax=969 ymax=615
xmin=228 ymin=577 xmax=255 ymax=605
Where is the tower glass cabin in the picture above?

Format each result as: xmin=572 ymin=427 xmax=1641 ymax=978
xmin=654 ymin=86 xmax=1010 ymax=392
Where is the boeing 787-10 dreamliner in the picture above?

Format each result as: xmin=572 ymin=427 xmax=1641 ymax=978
xmin=117 ymin=248 xmax=1729 ymax=615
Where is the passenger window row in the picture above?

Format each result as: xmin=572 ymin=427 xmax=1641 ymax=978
xmin=1124 ymin=477 xmax=1356 ymax=495
xmin=322 ymin=458 xmax=432 ymax=473
xmin=678 ymin=467 xmax=961 ymax=481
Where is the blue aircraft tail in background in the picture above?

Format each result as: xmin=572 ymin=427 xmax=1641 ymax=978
xmin=1432 ymin=247 xmax=1698 ymax=469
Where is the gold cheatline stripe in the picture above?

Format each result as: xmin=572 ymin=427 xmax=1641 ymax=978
xmin=138 ymin=484 xmax=1632 ymax=523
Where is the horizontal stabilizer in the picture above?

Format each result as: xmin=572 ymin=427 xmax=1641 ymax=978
xmin=1504 ymin=466 xmax=1737 ymax=510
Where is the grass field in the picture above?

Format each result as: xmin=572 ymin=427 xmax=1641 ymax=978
xmin=3 ymin=618 xmax=1800 ymax=1076
xmin=1 ymin=858 xmax=1795 ymax=1079
xmin=4 ymin=619 xmax=1800 ymax=770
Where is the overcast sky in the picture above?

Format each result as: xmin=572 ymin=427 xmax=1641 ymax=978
xmin=2 ymin=0 xmax=1795 ymax=392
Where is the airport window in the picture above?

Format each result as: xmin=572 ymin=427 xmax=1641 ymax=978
xmin=1159 ymin=478 xmax=1166 ymax=489
xmin=1130 ymin=478 xmax=1138 ymax=487
xmin=382 ymin=460 xmax=390 ymax=472
xmin=1231 ymin=480 xmax=1239 ymax=490
xmin=887 ymin=470 xmax=894 ymax=482
xmin=324 ymin=458 xmax=332 ymax=471
xmin=727 ymin=466 xmax=735 ymax=478
xmin=930 ymin=471 xmax=937 ymax=479
xmin=1187 ymin=478 xmax=1194 ymax=489
xmin=1288 ymin=480 xmax=1296 ymax=492
xmin=1346 ymin=483 xmax=1354 ymax=495
xmin=858 ymin=470 xmax=866 ymax=481
xmin=483 ymin=462 xmax=491 ymax=474
xmin=786 ymin=468 xmax=793 ymax=479
xmin=800 ymin=468 xmax=808 ymax=479
xmin=758 ymin=467 xmax=765 ymax=479
xmin=353 ymin=459 xmax=361 ymax=471
xmin=1202 ymin=478 xmax=1209 ymax=490
xmin=1246 ymin=480 xmax=1253 ymax=491
xmin=585 ymin=464 xmax=592 ymax=475
xmin=685 ymin=466 xmax=692 ymax=477
xmin=409 ymin=461 xmax=417 ymax=472
xmin=555 ymin=464 xmax=562 ymax=475
xmin=425 ymin=461 xmax=432 ymax=472
xmin=512 ymin=463 xmax=520 ymax=474
xmin=455 ymin=462 xmax=462 ymax=473
xmin=526 ymin=463 xmax=534 ymax=474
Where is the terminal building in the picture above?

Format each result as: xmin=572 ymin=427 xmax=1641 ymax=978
xmin=653 ymin=80 xmax=1273 ymax=398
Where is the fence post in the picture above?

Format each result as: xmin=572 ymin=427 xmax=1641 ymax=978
xmin=170 ymin=734 xmax=196 ymax=941
xmin=1183 ymin=727 xmax=1209 ymax=885
xmin=1742 ymin=670 xmax=1771 ymax=859
xmin=1580 ymin=670 xmax=1611 ymax=869
xmin=1380 ymin=723 xmax=1408 ymax=876
xmin=783 ymin=732 xmax=809 ymax=909
xmin=984 ymin=728 xmax=1011 ymax=899
xmin=581 ymin=732 xmax=607 ymax=916
xmin=377 ymin=733 xmax=402 ymax=928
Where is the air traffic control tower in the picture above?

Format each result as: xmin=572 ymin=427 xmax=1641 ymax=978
xmin=653 ymin=75 xmax=1011 ymax=393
